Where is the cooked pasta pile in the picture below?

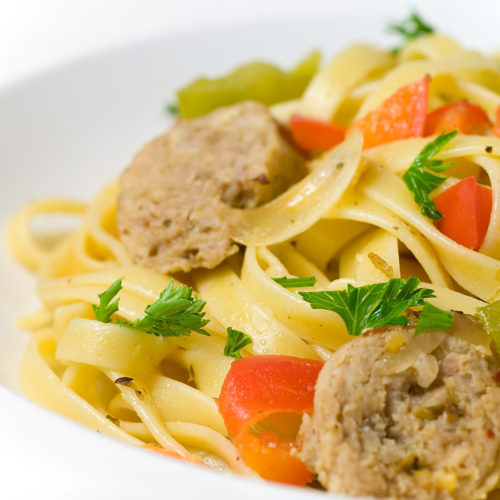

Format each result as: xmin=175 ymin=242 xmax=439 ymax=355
xmin=7 ymin=32 xmax=500 ymax=490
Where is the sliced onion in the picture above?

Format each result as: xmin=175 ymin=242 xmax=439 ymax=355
xmin=380 ymin=330 xmax=446 ymax=376
xmin=231 ymin=128 xmax=363 ymax=246
xmin=414 ymin=352 xmax=440 ymax=388
xmin=452 ymin=313 xmax=491 ymax=349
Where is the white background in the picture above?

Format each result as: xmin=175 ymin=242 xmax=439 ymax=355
xmin=0 ymin=0 xmax=368 ymax=89
xmin=2 ymin=0 xmax=500 ymax=91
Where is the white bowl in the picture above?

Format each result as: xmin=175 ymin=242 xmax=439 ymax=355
xmin=1 ymin=3 xmax=500 ymax=498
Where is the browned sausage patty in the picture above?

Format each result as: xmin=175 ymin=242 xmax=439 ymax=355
xmin=117 ymin=101 xmax=305 ymax=273
xmin=298 ymin=315 xmax=500 ymax=500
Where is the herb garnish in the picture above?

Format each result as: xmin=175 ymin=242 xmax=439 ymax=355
xmin=272 ymin=276 xmax=317 ymax=288
xmin=93 ymin=278 xmax=122 ymax=323
xmin=415 ymin=302 xmax=453 ymax=334
xmin=299 ymin=276 xmax=453 ymax=336
xmin=165 ymin=102 xmax=180 ymax=117
xmin=93 ymin=279 xmax=210 ymax=337
xmin=114 ymin=376 xmax=134 ymax=385
xmin=388 ymin=12 xmax=434 ymax=54
xmin=402 ymin=130 xmax=458 ymax=220
xmin=224 ymin=327 xmax=252 ymax=359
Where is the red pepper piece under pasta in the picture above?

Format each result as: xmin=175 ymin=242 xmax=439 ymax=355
xmin=425 ymin=100 xmax=492 ymax=136
xmin=350 ymin=75 xmax=430 ymax=149
xmin=289 ymin=114 xmax=345 ymax=151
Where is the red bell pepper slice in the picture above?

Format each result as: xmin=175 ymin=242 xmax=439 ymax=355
xmin=289 ymin=114 xmax=345 ymax=152
xmin=351 ymin=75 xmax=430 ymax=149
xmin=424 ymin=100 xmax=491 ymax=136
xmin=218 ymin=355 xmax=324 ymax=485
xmin=493 ymin=105 xmax=500 ymax=137
xmin=235 ymin=424 xmax=313 ymax=485
xmin=433 ymin=177 xmax=492 ymax=250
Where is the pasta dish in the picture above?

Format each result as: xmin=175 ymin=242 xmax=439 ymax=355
xmin=8 ymin=14 xmax=500 ymax=500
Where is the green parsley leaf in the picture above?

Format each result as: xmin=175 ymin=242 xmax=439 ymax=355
xmin=93 ymin=279 xmax=211 ymax=337
xmin=92 ymin=278 xmax=123 ymax=323
xmin=402 ymin=130 xmax=458 ymax=220
xmin=165 ymin=102 xmax=179 ymax=117
xmin=272 ymin=276 xmax=317 ymax=288
xmin=415 ymin=302 xmax=453 ymax=334
xmin=117 ymin=280 xmax=210 ymax=337
xmin=224 ymin=327 xmax=252 ymax=359
xmin=388 ymin=12 xmax=434 ymax=54
xmin=299 ymin=276 xmax=438 ymax=336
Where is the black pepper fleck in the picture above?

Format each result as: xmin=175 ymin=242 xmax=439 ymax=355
xmin=254 ymin=174 xmax=270 ymax=185
xmin=114 ymin=376 xmax=133 ymax=385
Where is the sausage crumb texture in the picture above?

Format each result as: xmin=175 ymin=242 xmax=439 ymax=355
xmin=298 ymin=315 xmax=500 ymax=500
xmin=117 ymin=101 xmax=306 ymax=273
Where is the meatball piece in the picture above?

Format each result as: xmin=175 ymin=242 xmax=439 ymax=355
xmin=298 ymin=315 xmax=500 ymax=500
xmin=117 ymin=101 xmax=305 ymax=273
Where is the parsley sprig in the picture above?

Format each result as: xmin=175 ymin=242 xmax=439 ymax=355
xmin=402 ymin=131 xmax=458 ymax=220
xmin=93 ymin=278 xmax=122 ymax=323
xmin=165 ymin=102 xmax=179 ymax=117
xmin=388 ymin=12 xmax=434 ymax=54
xmin=272 ymin=276 xmax=317 ymax=288
xmin=224 ymin=327 xmax=252 ymax=359
xmin=299 ymin=276 xmax=453 ymax=336
xmin=93 ymin=279 xmax=210 ymax=337
xmin=416 ymin=302 xmax=453 ymax=334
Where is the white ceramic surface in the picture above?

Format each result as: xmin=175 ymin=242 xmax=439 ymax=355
xmin=2 ymin=2 xmax=500 ymax=498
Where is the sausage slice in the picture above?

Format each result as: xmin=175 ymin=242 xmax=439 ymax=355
xmin=298 ymin=315 xmax=500 ymax=500
xmin=117 ymin=101 xmax=305 ymax=273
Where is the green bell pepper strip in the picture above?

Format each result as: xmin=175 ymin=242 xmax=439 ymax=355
xmin=176 ymin=50 xmax=321 ymax=119
xmin=476 ymin=301 xmax=500 ymax=350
